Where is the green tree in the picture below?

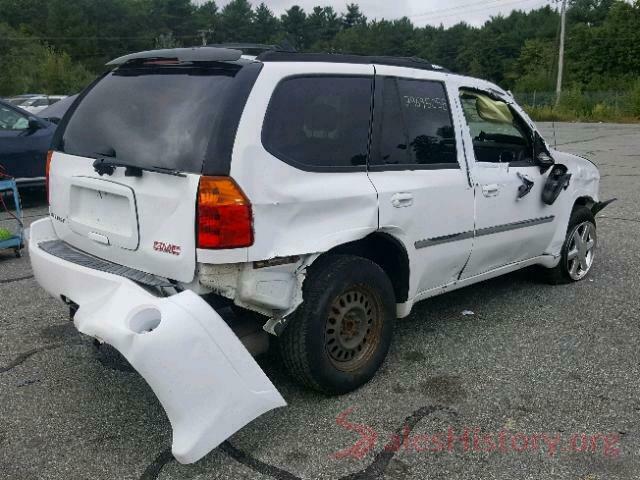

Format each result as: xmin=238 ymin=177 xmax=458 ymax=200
xmin=342 ymin=3 xmax=367 ymax=29
xmin=194 ymin=1 xmax=218 ymax=32
xmin=149 ymin=0 xmax=197 ymax=39
xmin=281 ymin=6 xmax=307 ymax=50
xmin=569 ymin=0 xmax=615 ymax=25
xmin=0 ymin=23 xmax=94 ymax=95
xmin=512 ymin=39 xmax=556 ymax=92
xmin=253 ymin=3 xmax=280 ymax=44
xmin=218 ymin=0 xmax=255 ymax=42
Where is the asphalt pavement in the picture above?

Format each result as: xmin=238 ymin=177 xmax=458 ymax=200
xmin=0 ymin=122 xmax=639 ymax=479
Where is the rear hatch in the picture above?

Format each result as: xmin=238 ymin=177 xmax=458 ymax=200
xmin=48 ymin=58 xmax=260 ymax=283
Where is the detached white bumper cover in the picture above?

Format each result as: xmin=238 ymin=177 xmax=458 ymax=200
xmin=29 ymin=218 xmax=286 ymax=464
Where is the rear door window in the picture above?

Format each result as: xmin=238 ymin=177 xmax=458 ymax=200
xmin=262 ymin=76 xmax=373 ymax=171
xmin=59 ymin=62 xmax=259 ymax=174
xmin=371 ymin=77 xmax=458 ymax=169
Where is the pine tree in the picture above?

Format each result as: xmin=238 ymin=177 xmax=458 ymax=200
xmin=342 ymin=3 xmax=367 ymax=29
xmin=254 ymin=3 xmax=280 ymax=44
xmin=218 ymin=0 xmax=255 ymax=42
xmin=281 ymin=6 xmax=307 ymax=50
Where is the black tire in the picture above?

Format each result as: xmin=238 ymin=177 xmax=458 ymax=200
xmin=279 ymin=254 xmax=395 ymax=395
xmin=543 ymin=206 xmax=596 ymax=284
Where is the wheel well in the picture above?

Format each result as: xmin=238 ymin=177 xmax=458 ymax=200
xmin=324 ymin=233 xmax=410 ymax=303
xmin=574 ymin=196 xmax=595 ymax=210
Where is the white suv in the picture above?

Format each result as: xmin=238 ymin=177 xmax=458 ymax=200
xmin=29 ymin=46 xmax=613 ymax=463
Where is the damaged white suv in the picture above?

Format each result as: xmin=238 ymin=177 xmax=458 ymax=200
xmin=30 ymin=46 xmax=612 ymax=463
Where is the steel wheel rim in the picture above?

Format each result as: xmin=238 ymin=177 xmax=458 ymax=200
xmin=325 ymin=286 xmax=383 ymax=372
xmin=566 ymin=221 xmax=596 ymax=280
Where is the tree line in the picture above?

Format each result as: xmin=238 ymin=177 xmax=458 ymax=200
xmin=1 ymin=0 xmax=639 ymax=120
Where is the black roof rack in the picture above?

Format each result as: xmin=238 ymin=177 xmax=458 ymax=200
xmin=207 ymin=43 xmax=296 ymax=56
xmin=256 ymin=51 xmax=449 ymax=73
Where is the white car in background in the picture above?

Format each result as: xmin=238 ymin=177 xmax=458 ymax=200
xmin=14 ymin=95 xmax=67 ymax=114
xmin=29 ymin=46 xmax=614 ymax=464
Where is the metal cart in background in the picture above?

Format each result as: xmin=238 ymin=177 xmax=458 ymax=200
xmin=0 ymin=178 xmax=24 ymax=258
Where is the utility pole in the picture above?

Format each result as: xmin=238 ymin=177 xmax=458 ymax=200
xmin=555 ymin=0 xmax=567 ymax=106
xmin=197 ymin=29 xmax=210 ymax=46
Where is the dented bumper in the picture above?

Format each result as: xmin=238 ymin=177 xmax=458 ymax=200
xmin=29 ymin=218 xmax=286 ymax=464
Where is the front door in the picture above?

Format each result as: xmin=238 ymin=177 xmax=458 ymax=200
xmin=456 ymin=88 xmax=559 ymax=278
xmin=0 ymin=103 xmax=49 ymax=180
xmin=368 ymin=66 xmax=475 ymax=299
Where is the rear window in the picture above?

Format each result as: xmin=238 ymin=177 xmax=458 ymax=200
xmin=59 ymin=62 xmax=259 ymax=174
xmin=262 ymin=76 xmax=373 ymax=171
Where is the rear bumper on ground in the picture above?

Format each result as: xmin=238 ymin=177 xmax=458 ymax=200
xmin=28 ymin=217 xmax=286 ymax=464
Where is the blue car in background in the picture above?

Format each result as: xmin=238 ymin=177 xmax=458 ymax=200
xmin=0 ymin=99 xmax=56 ymax=187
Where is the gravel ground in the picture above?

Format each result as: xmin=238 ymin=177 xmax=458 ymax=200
xmin=0 ymin=122 xmax=638 ymax=479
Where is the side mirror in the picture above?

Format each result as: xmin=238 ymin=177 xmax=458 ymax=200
xmin=536 ymin=152 xmax=554 ymax=166
xmin=534 ymin=131 xmax=554 ymax=171
xmin=28 ymin=117 xmax=42 ymax=131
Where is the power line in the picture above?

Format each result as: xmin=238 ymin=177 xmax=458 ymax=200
xmin=410 ymin=0 xmax=522 ymax=19
xmin=1 ymin=34 xmax=198 ymax=41
xmin=410 ymin=0 xmax=553 ymax=23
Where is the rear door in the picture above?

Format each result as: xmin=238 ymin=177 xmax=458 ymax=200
xmin=368 ymin=66 xmax=475 ymax=298
xmin=48 ymin=60 xmax=260 ymax=283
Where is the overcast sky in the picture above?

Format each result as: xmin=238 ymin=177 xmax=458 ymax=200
xmin=212 ymin=0 xmax=556 ymax=27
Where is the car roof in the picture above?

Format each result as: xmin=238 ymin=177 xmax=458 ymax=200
xmin=106 ymin=46 xmax=445 ymax=72
xmin=104 ymin=46 xmax=509 ymax=98
xmin=38 ymin=94 xmax=78 ymax=120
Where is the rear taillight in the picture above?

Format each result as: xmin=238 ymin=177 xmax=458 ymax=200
xmin=45 ymin=150 xmax=53 ymax=204
xmin=197 ymin=176 xmax=253 ymax=249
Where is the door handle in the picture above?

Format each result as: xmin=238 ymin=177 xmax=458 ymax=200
xmin=391 ymin=192 xmax=414 ymax=208
xmin=482 ymin=184 xmax=500 ymax=197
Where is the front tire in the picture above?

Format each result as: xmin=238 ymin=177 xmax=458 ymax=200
xmin=279 ymin=255 xmax=395 ymax=395
xmin=544 ymin=206 xmax=597 ymax=284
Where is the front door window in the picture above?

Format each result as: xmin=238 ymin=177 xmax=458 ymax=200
xmin=459 ymin=90 xmax=534 ymax=166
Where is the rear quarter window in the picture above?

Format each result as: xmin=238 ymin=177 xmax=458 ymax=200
xmin=261 ymin=75 xmax=373 ymax=171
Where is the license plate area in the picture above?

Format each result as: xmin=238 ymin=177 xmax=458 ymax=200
xmin=67 ymin=176 xmax=139 ymax=250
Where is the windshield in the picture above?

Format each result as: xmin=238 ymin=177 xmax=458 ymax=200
xmin=59 ymin=62 xmax=254 ymax=174
xmin=10 ymin=98 xmax=32 ymax=106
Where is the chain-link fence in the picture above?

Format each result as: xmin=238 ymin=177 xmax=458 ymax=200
xmin=513 ymin=90 xmax=640 ymax=122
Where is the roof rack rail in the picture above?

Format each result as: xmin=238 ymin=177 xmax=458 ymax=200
xmin=207 ymin=43 xmax=296 ymax=56
xmin=255 ymin=51 xmax=449 ymax=73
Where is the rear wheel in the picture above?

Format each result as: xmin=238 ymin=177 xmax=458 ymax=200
xmin=544 ymin=206 xmax=597 ymax=284
xmin=279 ymin=255 xmax=395 ymax=395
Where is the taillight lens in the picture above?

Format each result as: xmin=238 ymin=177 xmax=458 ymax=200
xmin=45 ymin=150 xmax=53 ymax=204
xmin=197 ymin=176 xmax=253 ymax=249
